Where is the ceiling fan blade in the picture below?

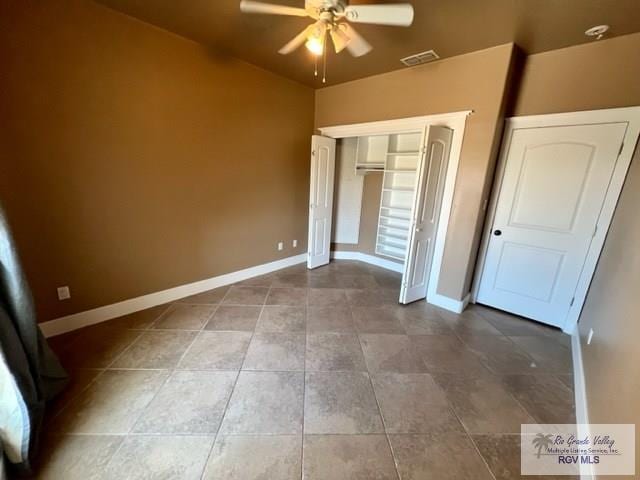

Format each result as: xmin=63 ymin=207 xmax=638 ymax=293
xmin=341 ymin=24 xmax=372 ymax=57
xmin=344 ymin=4 xmax=414 ymax=26
xmin=329 ymin=26 xmax=350 ymax=53
xmin=278 ymin=24 xmax=315 ymax=54
xmin=240 ymin=0 xmax=309 ymax=17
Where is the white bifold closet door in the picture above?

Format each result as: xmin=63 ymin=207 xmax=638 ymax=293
xmin=308 ymin=135 xmax=336 ymax=269
xmin=400 ymin=125 xmax=453 ymax=304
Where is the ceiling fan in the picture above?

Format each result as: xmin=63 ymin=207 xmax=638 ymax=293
xmin=240 ymin=0 xmax=414 ymax=81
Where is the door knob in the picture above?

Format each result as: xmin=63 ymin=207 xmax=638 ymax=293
xmin=416 ymin=227 xmax=423 ymax=232
xmin=493 ymin=229 xmax=502 ymax=236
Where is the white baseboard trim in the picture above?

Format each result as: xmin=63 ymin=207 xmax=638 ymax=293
xmin=40 ymin=253 xmax=307 ymax=338
xmin=571 ymin=329 xmax=594 ymax=480
xmin=330 ymin=250 xmax=403 ymax=273
xmin=427 ymin=291 xmax=470 ymax=314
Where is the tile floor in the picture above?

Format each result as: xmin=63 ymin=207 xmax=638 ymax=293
xmin=38 ymin=260 xmax=575 ymax=479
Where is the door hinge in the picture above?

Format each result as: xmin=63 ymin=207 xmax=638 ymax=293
xmin=570 ymin=296 xmax=575 ymax=307
xmin=618 ymin=142 xmax=624 ymax=156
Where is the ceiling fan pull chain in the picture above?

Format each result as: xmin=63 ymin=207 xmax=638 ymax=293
xmin=322 ymin=30 xmax=327 ymax=83
xmin=314 ymin=55 xmax=318 ymax=77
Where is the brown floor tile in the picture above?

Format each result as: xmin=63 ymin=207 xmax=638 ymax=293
xmin=178 ymin=331 xmax=251 ymax=370
xmin=304 ymin=371 xmax=384 ymax=434
xmin=36 ymin=434 xmax=123 ymax=480
xmin=112 ymin=330 xmax=197 ymax=369
xmin=272 ymin=273 xmax=310 ymax=287
xmin=204 ymin=305 xmax=261 ymax=331
xmin=473 ymin=434 xmax=579 ymax=480
xmin=441 ymin=307 xmax=503 ymax=339
xmin=109 ymin=304 xmax=170 ymax=330
xmin=265 ymin=287 xmax=308 ymax=306
xmin=371 ymin=372 xmax=463 ymax=434
xmin=47 ymin=368 xmax=104 ymax=418
xmin=103 ymin=435 xmax=213 ymax=480
xmin=133 ymin=370 xmax=236 ymax=434
xmin=176 ymin=286 xmax=229 ymax=304
xmin=460 ymin=335 xmax=538 ymax=374
xmin=222 ymin=286 xmax=269 ymax=305
xmin=220 ymin=371 xmax=303 ymax=434
xmin=153 ymin=303 xmax=215 ymax=330
xmin=433 ymin=373 xmax=535 ymax=434
xmin=307 ymin=306 xmax=355 ymax=333
xmin=345 ymin=288 xmax=398 ymax=307
xmin=390 ymin=433 xmax=494 ymax=480
xmin=351 ymin=306 xmax=405 ymax=334
xmin=509 ymin=336 xmax=573 ymax=373
xmin=410 ymin=334 xmax=491 ymax=375
xmin=475 ymin=305 xmax=559 ymax=337
xmin=256 ymin=305 xmax=306 ymax=332
xmin=303 ymin=435 xmax=397 ymax=480
xmin=360 ymin=334 xmax=428 ymax=373
xmin=501 ymin=374 xmax=576 ymax=424
xmin=204 ymin=435 xmax=301 ymax=480
xmin=336 ymin=274 xmax=378 ymax=288
xmin=306 ymin=333 xmax=366 ymax=371
xmin=57 ymin=324 xmax=142 ymax=368
xmin=242 ymin=332 xmax=305 ymax=371
xmin=51 ymin=369 xmax=169 ymax=434
xmin=389 ymin=305 xmax=452 ymax=335
xmin=307 ymin=288 xmax=348 ymax=306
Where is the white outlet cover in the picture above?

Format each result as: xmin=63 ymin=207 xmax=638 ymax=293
xmin=57 ymin=286 xmax=71 ymax=300
xmin=293 ymin=239 xmax=298 ymax=248
xmin=277 ymin=242 xmax=284 ymax=251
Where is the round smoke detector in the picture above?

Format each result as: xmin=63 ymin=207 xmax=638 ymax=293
xmin=585 ymin=25 xmax=610 ymax=39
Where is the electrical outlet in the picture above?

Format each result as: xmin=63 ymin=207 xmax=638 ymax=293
xmin=292 ymin=239 xmax=298 ymax=248
xmin=57 ymin=286 xmax=71 ymax=300
xmin=277 ymin=241 xmax=284 ymax=251
xmin=587 ymin=328 xmax=594 ymax=345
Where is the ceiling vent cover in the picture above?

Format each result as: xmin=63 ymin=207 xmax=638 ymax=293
xmin=400 ymin=50 xmax=440 ymax=67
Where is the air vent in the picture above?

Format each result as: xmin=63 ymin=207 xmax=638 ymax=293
xmin=400 ymin=50 xmax=440 ymax=67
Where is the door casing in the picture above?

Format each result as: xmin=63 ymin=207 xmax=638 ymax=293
xmin=471 ymin=107 xmax=640 ymax=333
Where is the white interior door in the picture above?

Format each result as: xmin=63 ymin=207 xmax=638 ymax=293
xmin=477 ymin=122 xmax=627 ymax=327
xmin=400 ymin=126 xmax=453 ymax=304
xmin=308 ymin=135 xmax=336 ymax=269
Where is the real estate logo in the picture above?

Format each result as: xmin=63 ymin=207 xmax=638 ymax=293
xmin=521 ymin=424 xmax=635 ymax=476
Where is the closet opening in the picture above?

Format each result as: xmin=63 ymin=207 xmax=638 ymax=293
xmin=308 ymin=112 xmax=471 ymax=309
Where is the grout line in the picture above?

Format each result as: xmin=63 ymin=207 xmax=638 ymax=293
xmin=199 ymin=285 xmax=270 ymax=480
xmin=354 ymin=330 xmax=401 ymax=480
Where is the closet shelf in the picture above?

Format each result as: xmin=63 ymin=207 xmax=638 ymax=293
xmin=382 ymin=187 xmax=414 ymax=192
xmin=381 ymin=205 xmax=412 ymax=212
xmin=387 ymin=151 xmax=420 ymax=156
xmin=379 ymin=214 xmax=411 ymax=224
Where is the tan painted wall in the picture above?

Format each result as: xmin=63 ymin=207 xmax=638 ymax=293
xmin=512 ymin=32 xmax=640 ymax=116
xmin=316 ymin=44 xmax=515 ymax=299
xmin=0 ymin=0 xmax=314 ymax=322
xmin=512 ymin=33 xmax=640 ymax=473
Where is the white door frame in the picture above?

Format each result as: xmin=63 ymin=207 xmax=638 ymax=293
xmin=319 ymin=110 xmax=472 ymax=312
xmin=471 ymin=106 xmax=640 ymax=333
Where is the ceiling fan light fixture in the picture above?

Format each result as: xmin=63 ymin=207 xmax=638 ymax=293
xmin=305 ymin=35 xmax=324 ymax=55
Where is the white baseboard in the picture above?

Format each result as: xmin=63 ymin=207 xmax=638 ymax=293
xmin=40 ymin=254 xmax=307 ymax=338
xmin=427 ymin=291 xmax=470 ymax=314
xmin=330 ymin=250 xmax=403 ymax=273
xmin=571 ymin=328 xmax=594 ymax=480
